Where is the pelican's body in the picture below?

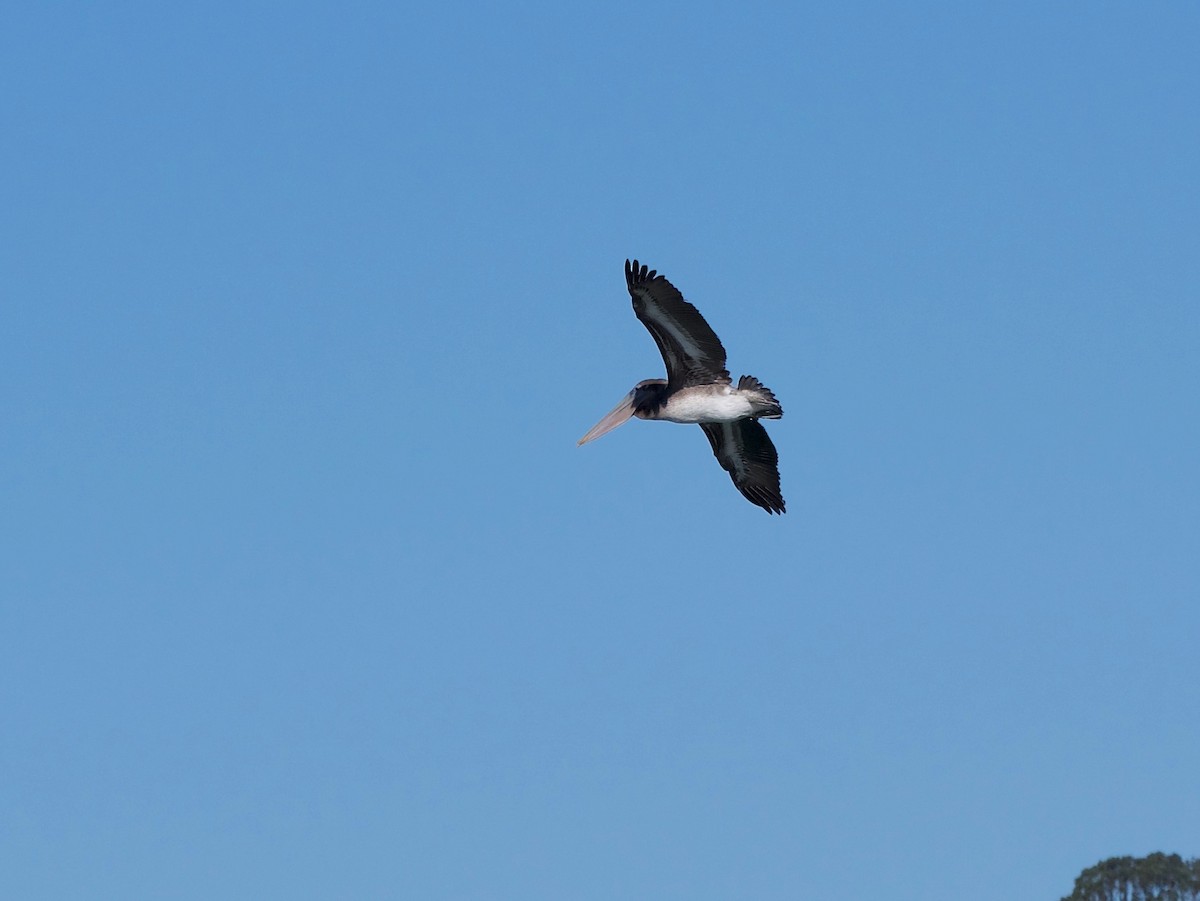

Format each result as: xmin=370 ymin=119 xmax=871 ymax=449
xmin=578 ymin=260 xmax=786 ymax=514
xmin=631 ymin=380 xmax=780 ymax=424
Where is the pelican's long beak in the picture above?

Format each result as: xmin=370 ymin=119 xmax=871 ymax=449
xmin=577 ymin=391 xmax=635 ymax=446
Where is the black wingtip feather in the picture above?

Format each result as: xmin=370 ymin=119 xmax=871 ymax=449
xmin=626 ymin=258 xmax=658 ymax=291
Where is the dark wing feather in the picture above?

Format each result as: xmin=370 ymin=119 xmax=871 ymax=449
xmin=699 ymin=420 xmax=786 ymax=514
xmin=626 ymin=259 xmax=730 ymax=388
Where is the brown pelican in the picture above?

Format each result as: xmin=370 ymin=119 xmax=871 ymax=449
xmin=578 ymin=259 xmax=786 ymax=514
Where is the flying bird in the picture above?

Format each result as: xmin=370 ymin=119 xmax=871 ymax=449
xmin=578 ymin=259 xmax=786 ymax=514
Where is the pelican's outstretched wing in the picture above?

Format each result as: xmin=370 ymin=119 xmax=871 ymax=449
xmin=699 ymin=420 xmax=786 ymax=514
xmin=626 ymin=259 xmax=730 ymax=388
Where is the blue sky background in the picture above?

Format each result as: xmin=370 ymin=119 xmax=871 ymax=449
xmin=3 ymin=3 xmax=1198 ymax=898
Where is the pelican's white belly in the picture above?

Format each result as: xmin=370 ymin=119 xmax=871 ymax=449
xmin=658 ymin=388 xmax=754 ymax=423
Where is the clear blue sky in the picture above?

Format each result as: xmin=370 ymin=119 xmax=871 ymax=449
xmin=3 ymin=3 xmax=1198 ymax=899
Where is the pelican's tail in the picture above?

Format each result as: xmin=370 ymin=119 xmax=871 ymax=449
xmin=738 ymin=375 xmax=783 ymax=419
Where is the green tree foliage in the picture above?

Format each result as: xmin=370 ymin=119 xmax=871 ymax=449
xmin=1062 ymin=853 xmax=1200 ymax=901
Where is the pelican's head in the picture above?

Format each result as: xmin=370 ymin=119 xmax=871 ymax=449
xmin=577 ymin=379 xmax=667 ymax=446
